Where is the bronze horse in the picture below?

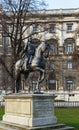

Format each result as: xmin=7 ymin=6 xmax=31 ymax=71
xmin=15 ymin=41 xmax=50 ymax=93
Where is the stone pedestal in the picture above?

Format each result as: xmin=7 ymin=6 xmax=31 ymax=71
xmin=3 ymin=94 xmax=57 ymax=128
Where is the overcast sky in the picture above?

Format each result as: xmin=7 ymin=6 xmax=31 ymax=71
xmin=45 ymin=0 xmax=79 ymax=9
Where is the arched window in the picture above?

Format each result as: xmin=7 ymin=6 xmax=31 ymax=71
xmin=46 ymin=39 xmax=58 ymax=55
xmin=65 ymin=77 xmax=74 ymax=91
xmin=48 ymin=72 xmax=56 ymax=90
xmin=64 ymin=38 xmax=75 ymax=54
xmin=66 ymin=42 xmax=73 ymax=53
xmin=66 ymin=79 xmax=73 ymax=91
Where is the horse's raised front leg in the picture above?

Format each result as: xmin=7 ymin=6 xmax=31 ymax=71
xmin=34 ymin=68 xmax=45 ymax=93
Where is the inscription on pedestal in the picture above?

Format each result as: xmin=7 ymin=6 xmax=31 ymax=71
xmin=33 ymin=98 xmax=54 ymax=117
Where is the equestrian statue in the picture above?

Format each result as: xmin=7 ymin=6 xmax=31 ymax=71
xmin=15 ymin=39 xmax=51 ymax=93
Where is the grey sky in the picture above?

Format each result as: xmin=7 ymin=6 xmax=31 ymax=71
xmin=45 ymin=0 xmax=79 ymax=9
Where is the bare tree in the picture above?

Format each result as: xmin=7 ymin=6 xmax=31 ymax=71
xmin=0 ymin=0 xmax=47 ymax=92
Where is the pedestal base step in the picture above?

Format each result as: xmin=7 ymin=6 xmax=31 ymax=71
xmin=0 ymin=121 xmax=74 ymax=130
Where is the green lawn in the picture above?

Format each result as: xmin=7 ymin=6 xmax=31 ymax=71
xmin=0 ymin=107 xmax=79 ymax=129
xmin=55 ymin=108 xmax=79 ymax=130
xmin=0 ymin=107 xmax=4 ymax=120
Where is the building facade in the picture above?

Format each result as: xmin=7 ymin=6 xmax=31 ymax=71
xmin=1 ymin=7 xmax=79 ymax=100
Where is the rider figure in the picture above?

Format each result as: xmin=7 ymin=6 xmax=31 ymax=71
xmin=21 ymin=38 xmax=35 ymax=70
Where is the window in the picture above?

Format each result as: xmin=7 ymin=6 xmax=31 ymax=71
xmin=67 ymin=61 xmax=72 ymax=69
xmin=67 ymin=24 xmax=73 ymax=31
xmin=49 ymin=44 xmax=56 ymax=55
xmin=3 ymin=26 xmax=11 ymax=46
xmin=66 ymin=80 xmax=73 ymax=91
xmin=48 ymin=80 xmax=56 ymax=90
xmin=50 ymin=61 xmax=55 ymax=69
xmin=3 ymin=36 xmax=10 ymax=46
xmin=51 ymin=44 xmax=55 ymax=53
xmin=66 ymin=43 xmax=73 ymax=53
xmin=17 ymin=27 xmax=21 ymax=33
xmin=46 ymin=40 xmax=58 ymax=55
xmin=50 ymin=24 xmax=55 ymax=32
xmin=33 ymin=25 xmax=38 ymax=32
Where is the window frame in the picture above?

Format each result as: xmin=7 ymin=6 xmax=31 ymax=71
xmin=50 ymin=61 xmax=55 ymax=69
xmin=33 ymin=25 xmax=38 ymax=32
xmin=67 ymin=61 xmax=73 ymax=69
xmin=50 ymin=24 xmax=56 ymax=33
xmin=65 ymin=76 xmax=75 ymax=91
xmin=66 ymin=42 xmax=73 ymax=53
xmin=67 ymin=24 xmax=73 ymax=32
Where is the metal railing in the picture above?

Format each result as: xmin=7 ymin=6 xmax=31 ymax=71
xmin=54 ymin=101 xmax=79 ymax=107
